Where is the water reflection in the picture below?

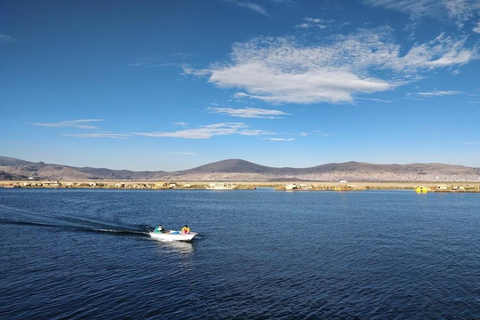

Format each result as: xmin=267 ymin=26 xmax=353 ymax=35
xmin=152 ymin=239 xmax=194 ymax=256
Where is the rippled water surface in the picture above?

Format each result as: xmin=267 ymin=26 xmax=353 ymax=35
xmin=1 ymin=188 xmax=480 ymax=319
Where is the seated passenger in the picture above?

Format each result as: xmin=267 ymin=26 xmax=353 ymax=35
xmin=154 ymin=224 xmax=166 ymax=233
xmin=181 ymin=225 xmax=190 ymax=234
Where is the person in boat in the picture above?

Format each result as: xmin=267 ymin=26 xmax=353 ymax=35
xmin=154 ymin=224 xmax=167 ymax=233
xmin=181 ymin=225 xmax=190 ymax=234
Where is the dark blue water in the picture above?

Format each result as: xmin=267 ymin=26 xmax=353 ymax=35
xmin=1 ymin=188 xmax=480 ymax=319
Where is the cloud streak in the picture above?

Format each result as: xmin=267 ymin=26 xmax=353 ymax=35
xmin=64 ymin=133 xmax=130 ymax=139
xmin=223 ymin=0 xmax=269 ymax=16
xmin=417 ymin=90 xmax=462 ymax=97
xmin=33 ymin=119 xmax=105 ymax=129
xmin=135 ymin=123 xmax=275 ymax=139
xmin=263 ymin=137 xmax=295 ymax=141
xmin=208 ymin=107 xmax=289 ymax=118
xmin=128 ymin=56 xmax=184 ymax=68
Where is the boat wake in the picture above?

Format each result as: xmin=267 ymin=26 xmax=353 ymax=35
xmin=0 ymin=204 xmax=151 ymax=238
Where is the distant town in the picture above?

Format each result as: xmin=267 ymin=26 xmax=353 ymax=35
xmin=2 ymin=179 xmax=480 ymax=193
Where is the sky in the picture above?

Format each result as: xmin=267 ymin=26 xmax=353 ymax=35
xmin=1 ymin=0 xmax=480 ymax=171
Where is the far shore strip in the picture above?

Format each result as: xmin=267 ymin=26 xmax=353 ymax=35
xmin=2 ymin=180 xmax=480 ymax=192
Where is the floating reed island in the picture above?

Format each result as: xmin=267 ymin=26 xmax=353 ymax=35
xmin=1 ymin=180 xmax=480 ymax=193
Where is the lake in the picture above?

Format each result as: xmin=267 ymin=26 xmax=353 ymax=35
xmin=1 ymin=188 xmax=480 ymax=319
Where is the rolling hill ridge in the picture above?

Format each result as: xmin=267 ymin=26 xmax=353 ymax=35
xmin=1 ymin=156 xmax=480 ymax=182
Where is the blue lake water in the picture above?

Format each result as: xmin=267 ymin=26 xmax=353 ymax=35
xmin=1 ymin=188 xmax=480 ymax=319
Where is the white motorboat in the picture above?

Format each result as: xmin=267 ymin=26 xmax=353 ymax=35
xmin=149 ymin=230 xmax=198 ymax=242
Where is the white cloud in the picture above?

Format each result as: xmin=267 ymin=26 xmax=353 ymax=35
xmin=208 ymin=61 xmax=392 ymax=104
xmin=33 ymin=119 xmax=105 ymax=129
xmin=135 ymin=122 xmax=275 ymax=139
xmin=208 ymin=107 xmax=289 ymax=118
xmin=64 ymin=133 xmax=129 ymax=139
xmin=186 ymin=28 xmax=477 ymax=104
xmin=417 ymin=90 xmax=462 ymax=97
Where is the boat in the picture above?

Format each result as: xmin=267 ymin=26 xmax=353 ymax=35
xmin=149 ymin=230 xmax=198 ymax=242
xmin=415 ymin=186 xmax=429 ymax=193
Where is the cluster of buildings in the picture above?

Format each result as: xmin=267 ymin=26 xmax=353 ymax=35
xmin=2 ymin=181 xmax=480 ymax=192
xmin=1 ymin=181 xmax=190 ymax=189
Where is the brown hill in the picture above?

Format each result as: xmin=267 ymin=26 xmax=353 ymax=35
xmin=170 ymin=160 xmax=480 ymax=182
xmin=0 ymin=156 xmax=165 ymax=180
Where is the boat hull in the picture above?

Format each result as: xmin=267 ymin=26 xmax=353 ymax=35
xmin=149 ymin=231 xmax=197 ymax=242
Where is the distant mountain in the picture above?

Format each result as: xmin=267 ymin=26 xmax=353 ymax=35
xmin=0 ymin=156 xmax=165 ymax=180
xmin=183 ymin=159 xmax=275 ymax=174
xmin=170 ymin=159 xmax=480 ymax=182
xmin=1 ymin=156 xmax=480 ymax=182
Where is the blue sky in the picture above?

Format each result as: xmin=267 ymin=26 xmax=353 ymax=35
xmin=1 ymin=0 xmax=480 ymax=171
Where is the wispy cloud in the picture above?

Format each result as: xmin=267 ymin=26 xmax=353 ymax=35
xmin=64 ymin=133 xmax=130 ymax=139
xmin=173 ymin=122 xmax=189 ymax=127
xmin=169 ymin=152 xmax=197 ymax=156
xmin=135 ymin=122 xmax=275 ymax=139
xmin=311 ymin=131 xmax=332 ymax=137
xmin=208 ymin=107 xmax=289 ymax=118
xmin=282 ymin=130 xmax=333 ymax=138
xmin=462 ymin=141 xmax=480 ymax=145
xmin=0 ymin=34 xmax=19 ymax=43
xmin=128 ymin=55 xmax=189 ymax=68
xmin=363 ymin=0 xmax=480 ymax=29
xmin=33 ymin=119 xmax=105 ymax=129
xmin=186 ymin=27 xmax=478 ymax=104
xmin=474 ymin=21 xmax=480 ymax=33
xmin=358 ymin=97 xmax=394 ymax=103
xmin=417 ymin=90 xmax=462 ymax=97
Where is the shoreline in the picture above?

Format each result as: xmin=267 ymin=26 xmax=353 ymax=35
xmin=1 ymin=180 xmax=480 ymax=193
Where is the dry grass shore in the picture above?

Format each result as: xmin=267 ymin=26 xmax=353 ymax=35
xmin=1 ymin=180 xmax=480 ymax=192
